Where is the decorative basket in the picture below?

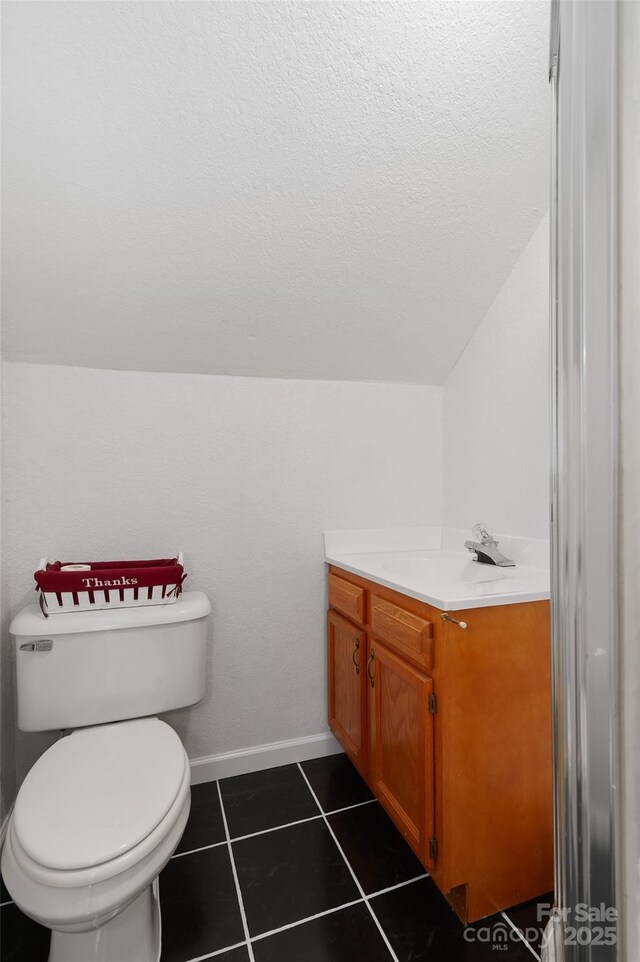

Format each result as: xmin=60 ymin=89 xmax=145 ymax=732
xmin=34 ymin=553 xmax=186 ymax=617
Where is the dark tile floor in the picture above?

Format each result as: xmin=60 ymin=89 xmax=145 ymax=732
xmin=0 ymin=753 xmax=552 ymax=962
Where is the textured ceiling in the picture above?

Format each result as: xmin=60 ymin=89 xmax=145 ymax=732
xmin=2 ymin=1 xmax=549 ymax=384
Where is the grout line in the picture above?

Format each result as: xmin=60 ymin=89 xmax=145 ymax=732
xmin=230 ymin=813 xmax=323 ymax=843
xmin=174 ymin=786 xmax=378 ymax=860
xmin=325 ymin=798 xmax=377 ymax=816
xmin=0 ymin=900 xmax=13 ymax=908
xmin=501 ymin=911 xmax=542 ymax=961
xmin=250 ymin=897 xmax=364 ymax=943
xmin=297 ymin=763 xmax=401 ymax=962
xmin=366 ymin=873 xmax=429 ymax=899
xmin=216 ymin=782 xmax=257 ymax=962
xmin=186 ymin=941 xmax=248 ymax=962
xmin=172 ymin=812 xmax=325 ymax=858
xmin=187 ymin=870 xmax=431 ymax=958
xmin=172 ymin=840 xmax=228 ymax=859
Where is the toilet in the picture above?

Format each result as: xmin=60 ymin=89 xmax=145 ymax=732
xmin=1 ymin=591 xmax=211 ymax=962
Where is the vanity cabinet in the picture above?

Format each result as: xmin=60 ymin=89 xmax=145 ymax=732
xmin=326 ymin=564 xmax=553 ymax=924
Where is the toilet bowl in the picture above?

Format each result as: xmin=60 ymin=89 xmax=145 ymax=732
xmin=2 ymin=717 xmax=191 ymax=962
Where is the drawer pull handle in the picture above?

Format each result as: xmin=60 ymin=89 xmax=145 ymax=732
xmin=366 ymin=650 xmax=375 ymax=688
xmin=352 ymin=638 xmax=360 ymax=674
xmin=441 ymin=613 xmax=468 ymax=630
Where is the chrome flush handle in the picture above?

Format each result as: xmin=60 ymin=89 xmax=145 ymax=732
xmin=20 ymin=640 xmax=53 ymax=651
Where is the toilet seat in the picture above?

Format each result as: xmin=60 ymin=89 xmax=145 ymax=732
xmin=13 ymin=718 xmax=187 ymax=881
xmin=15 ymin=717 xmax=186 ymax=872
xmin=8 ymin=760 xmax=190 ymax=891
xmin=2 ymin=778 xmax=190 ymax=932
xmin=2 ymin=718 xmax=191 ymax=934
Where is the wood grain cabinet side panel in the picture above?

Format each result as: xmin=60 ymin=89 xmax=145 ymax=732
xmin=328 ymin=573 xmax=366 ymax=625
xmin=440 ymin=601 xmax=553 ymax=920
xmin=327 ymin=610 xmax=368 ymax=775
xmin=371 ymin=596 xmax=434 ymax=671
xmin=369 ymin=641 xmax=435 ymax=866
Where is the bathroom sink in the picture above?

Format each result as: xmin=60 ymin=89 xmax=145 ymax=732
xmin=381 ymin=554 xmax=503 ymax=583
xmin=324 ymin=548 xmax=550 ymax=611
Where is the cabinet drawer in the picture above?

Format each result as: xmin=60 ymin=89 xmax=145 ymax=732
xmin=328 ymin=573 xmax=366 ymax=625
xmin=370 ymin=596 xmax=433 ymax=671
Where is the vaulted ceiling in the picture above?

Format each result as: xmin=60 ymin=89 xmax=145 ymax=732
xmin=2 ymin=1 xmax=549 ymax=384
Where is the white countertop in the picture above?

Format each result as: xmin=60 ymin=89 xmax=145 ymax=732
xmin=324 ymin=529 xmax=550 ymax=611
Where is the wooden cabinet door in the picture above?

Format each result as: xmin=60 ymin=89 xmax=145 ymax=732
xmin=328 ymin=610 xmax=368 ymax=775
xmin=369 ymin=640 xmax=435 ymax=864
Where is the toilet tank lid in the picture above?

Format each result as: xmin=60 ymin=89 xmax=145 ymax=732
xmin=10 ymin=590 xmax=211 ymax=637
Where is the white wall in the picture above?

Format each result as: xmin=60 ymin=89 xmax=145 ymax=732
xmin=443 ymin=214 xmax=549 ymax=541
xmin=1 ymin=362 xmax=443 ymax=792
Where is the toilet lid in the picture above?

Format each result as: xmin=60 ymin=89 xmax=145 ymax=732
xmin=13 ymin=718 xmax=187 ymax=871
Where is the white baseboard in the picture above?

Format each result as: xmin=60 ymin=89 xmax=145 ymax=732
xmin=189 ymin=731 xmax=343 ymax=784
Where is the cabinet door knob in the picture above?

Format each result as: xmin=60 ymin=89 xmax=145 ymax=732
xmin=352 ymin=637 xmax=360 ymax=674
xmin=366 ymin=650 xmax=375 ymax=688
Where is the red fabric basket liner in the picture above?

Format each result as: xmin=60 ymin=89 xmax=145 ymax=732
xmin=35 ymin=557 xmax=184 ymax=593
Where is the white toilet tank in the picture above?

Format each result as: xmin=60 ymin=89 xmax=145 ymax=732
xmin=10 ymin=591 xmax=211 ymax=732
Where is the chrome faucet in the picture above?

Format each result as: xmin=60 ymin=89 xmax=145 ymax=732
xmin=464 ymin=523 xmax=515 ymax=567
